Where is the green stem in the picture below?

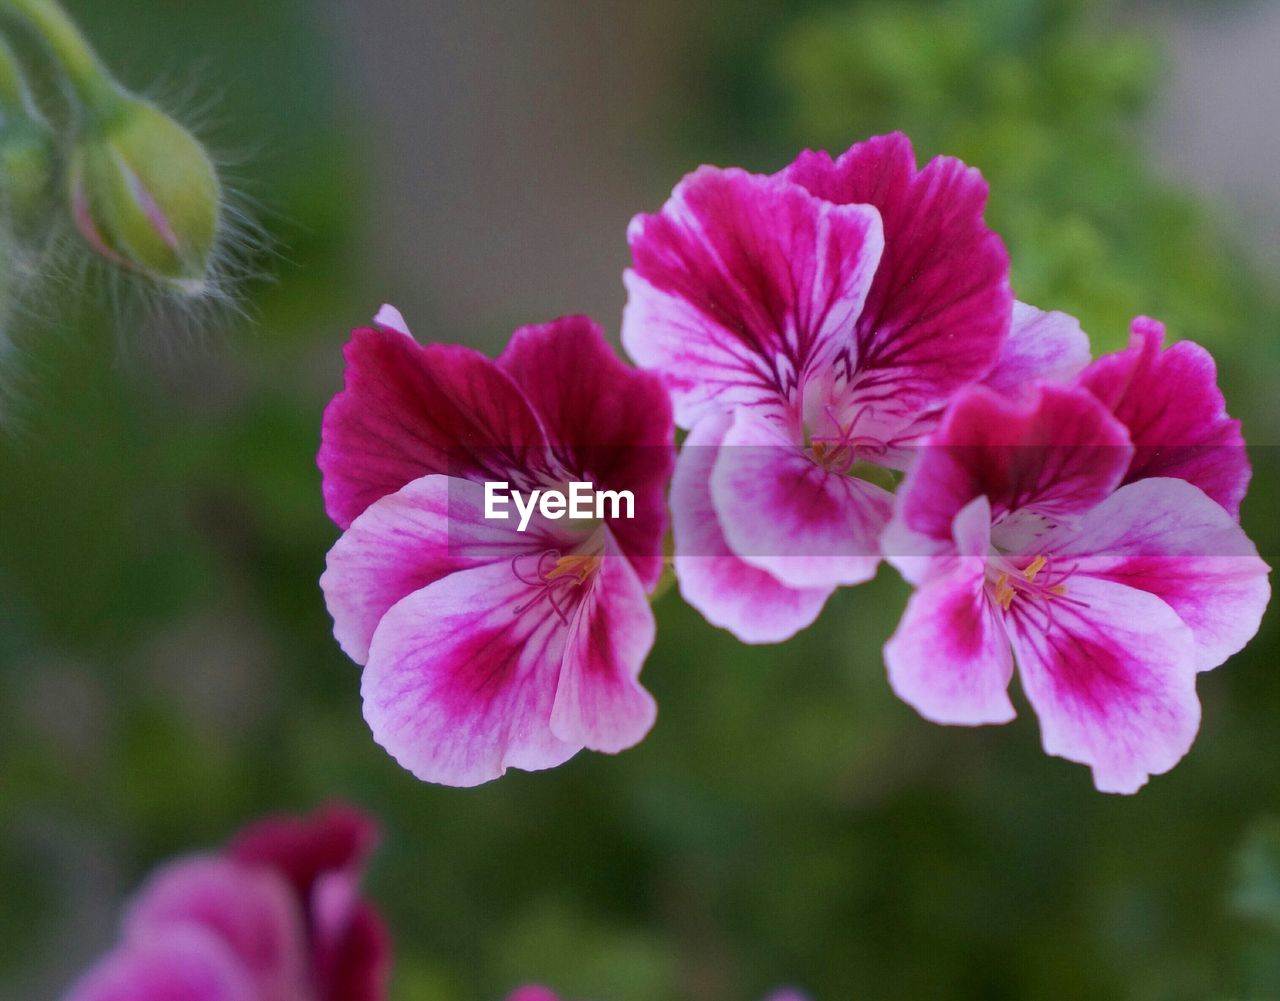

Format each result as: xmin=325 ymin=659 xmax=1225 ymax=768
xmin=0 ymin=36 xmax=29 ymax=114
xmin=1 ymin=0 xmax=119 ymax=117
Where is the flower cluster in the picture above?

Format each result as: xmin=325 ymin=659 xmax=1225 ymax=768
xmin=320 ymin=133 xmax=1269 ymax=794
xmin=63 ymin=805 xmax=390 ymax=1001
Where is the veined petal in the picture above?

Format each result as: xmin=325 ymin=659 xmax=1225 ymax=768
xmin=123 ymin=857 xmax=309 ymax=1001
xmin=550 ymin=532 xmax=657 ymax=753
xmin=321 ymin=476 xmax=544 ymax=664
xmin=1047 ymin=478 xmax=1270 ymax=672
xmin=1077 ymin=316 xmax=1249 ymax=517
xmin=499 ymin=315 xmax=674 ymax=590
xmin=1008 ymin=576 xmax=1200 ymax=794
xmin=63 ymin=927 xmax=257 ymax=1001
xmin=623 ymin=166 xmax=884 ymax=427
xmin=884 ymin=558 xmax=1016 ymax=726
xmin=671 ymin=414 xmax=831 ymax=643
xmin=360 ymin=560 xmax=579 ymax=787
xmin=782 ymin=133 xmax=1011 ymax=406
xmin=711 ymin=407 xmax=891 ymax=589
xmin=319 ymin=315 xmax=548 ymax=529
xmin=896 ymin=383 xmax=1132 ymax=546
xmin=982 ymin=301 xmax=1091 ymax=398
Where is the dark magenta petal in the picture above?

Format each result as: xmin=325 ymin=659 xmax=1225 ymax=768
xmin=896 ymin=383 xmax=1132 ymax=545
xmin=1077 ymin=316 xmax=1249 ymax=517
xmin=623 ymin=166 xmax=883 ymax=426
xmin=499 ymin=315 xmax=674 ymax=590
xmin=782 ymin=133 xmax=1012 ymax=406
xmin=319 ymin=320 xmax=548 ymax=529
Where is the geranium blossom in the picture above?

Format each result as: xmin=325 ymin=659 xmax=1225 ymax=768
xmin=882 ymin=361 xmax=1269 ymax=793
xmin=623 ymin=133 xmax=1013 ymax=642
xmin=63 ymin=805 xmax=389 ymax=1001
xmin=320 ymin=308 xmax=673 ymax=786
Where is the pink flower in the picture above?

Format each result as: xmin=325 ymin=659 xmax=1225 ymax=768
xmin=319 ymin=309 xmax=674 ymax=786
xmin=62 ymin=805 xmax=390 ymax=1001
xmin=623 ymin=133 xmax=1014 ymax=642
xmin=882 ymin=353 xmax=1269 ymax=792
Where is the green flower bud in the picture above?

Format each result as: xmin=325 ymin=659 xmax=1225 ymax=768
xmin=69 ymin=96 xmax=221 ymax=291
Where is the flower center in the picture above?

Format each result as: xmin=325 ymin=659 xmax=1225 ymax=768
xmin=807 ymin=404 xmax=889 ymax=474
xmin=510 ymin=548 xmax=603 ymax=624
xmin=986 ymin=553 xmax=1070 ymax=612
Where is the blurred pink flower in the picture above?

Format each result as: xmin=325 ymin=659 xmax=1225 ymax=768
xmin=320 ymin=309 xmax=674 ymax=786
xmin=882 ymin=365 xmax=1269 ymax=793
xmin=62 ymin=805 xmax=390 ymax=1001
xmin=623 ymin=132 xmax=1013 ymax=643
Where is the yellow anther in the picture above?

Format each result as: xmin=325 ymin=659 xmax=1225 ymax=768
xmin=994 ymin=573 xmax=1016 ymax=611
xmin=1049 ymin=584 xmax=1068 ymax=597
xmin=1023 ymin=554 xmax=1048 ymax=582
xmin=545 ymin=553 xmax=599 ymax=585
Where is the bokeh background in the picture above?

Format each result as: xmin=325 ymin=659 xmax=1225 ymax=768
xmin=2 ymin=0 xmax=1280 ymax=998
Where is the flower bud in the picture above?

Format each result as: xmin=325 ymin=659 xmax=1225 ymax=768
xmin=69 ymin=96 xmax=221 ymax=291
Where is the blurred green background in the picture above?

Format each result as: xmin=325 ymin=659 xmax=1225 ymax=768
xmin=2 ymin=0 xmax=1279 ymax=998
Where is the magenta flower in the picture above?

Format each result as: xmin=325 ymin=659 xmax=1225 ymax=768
xmin=623 ymin=133 xmax=1014 ymax=642
xmin=882 ymin=344 xmax=1269 ymax=792
xmin=63 ymin=805 xmax=390 ymax=1001
xmin=319 ymin=308 xmax=674 ymax=786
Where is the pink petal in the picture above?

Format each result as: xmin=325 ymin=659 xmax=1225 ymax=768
xmin=883 ymin=494 xmax=993 ymax=588
xmin=372 ymin=303 xmax=411 ymax=337
xmin=782 ymin=133 xmax=1011 ymax=406
xmin=896 ymin=384 xmax=1132 ymax=546
xmin=1047 ymin=478 xmax=1270 ymax=672
xmin=498 ymin=315 xmax=675 ymax=590
xmin=1077 ymin=316 xmax=1249 ymax=518
xmin=711 ymin=407 xmax=891 ymax=589
xmin=123 ymin=857 xmax=309 ymax=1001
xmin=63 ymin=927 xmax=256 ymax=1001
xmin=671 ymin=414 xmax=831 ymax=643
xmin=1008 ymin=576 xmax=1200 ymax=794
xmin=319 ymin=320 xmax=548 ymax=529
xmin=884 ymin=544 xmax=1016 ymax=726
xmin=321 ymin=476 xmax=541 ymax=663
xmin=360 ymin=560 xmax=579 ymax=787
xmin=550 ymin=532 xmax=658 ymax=753
xmin=981 ymin=301 xmax=1091 ymax=398
xmin=622 ymin=166 xmax=884 ymax=427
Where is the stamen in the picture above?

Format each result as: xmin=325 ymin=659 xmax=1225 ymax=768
xmin=1023 ymin=554 xmax=1048 ymax=582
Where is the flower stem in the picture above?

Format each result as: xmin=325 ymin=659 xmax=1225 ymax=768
xmin=0 ymin=0 xmax=120 ymax=117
